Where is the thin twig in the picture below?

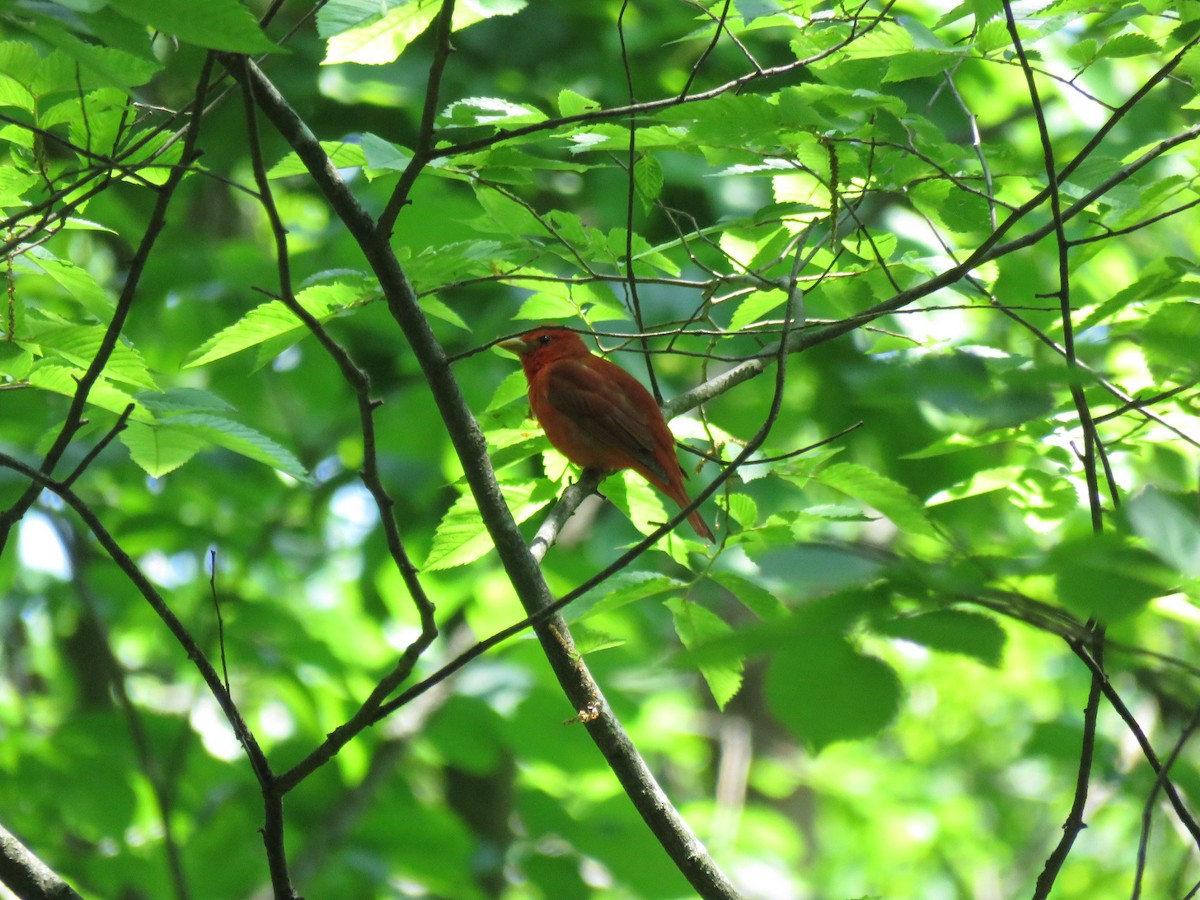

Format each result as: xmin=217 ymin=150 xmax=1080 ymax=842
xmin=1032 ymin=624 xmax=1105 ymax=899
xmin=1131 ymin=701 xmax=1200 ymax=899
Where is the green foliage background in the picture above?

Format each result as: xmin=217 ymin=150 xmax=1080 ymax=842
xmin=1 ymin=0 xmax=1199 ymax=897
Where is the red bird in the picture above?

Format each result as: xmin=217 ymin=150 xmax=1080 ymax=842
xmin=500 ymin=327 xmax=714 ymax=541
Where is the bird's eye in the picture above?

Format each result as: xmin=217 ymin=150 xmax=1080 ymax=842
xmin=537 ymin=334 xmax=553 ymax=346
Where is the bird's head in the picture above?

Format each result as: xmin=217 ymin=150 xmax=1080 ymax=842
xmin=499 ymin=327 xmax=591 ymax=373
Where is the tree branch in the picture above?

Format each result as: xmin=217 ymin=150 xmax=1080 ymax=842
xmin=0 ymin=822 xmax=84 ymax=900
xmin=224 ymin=55 xmax=742 ymax=898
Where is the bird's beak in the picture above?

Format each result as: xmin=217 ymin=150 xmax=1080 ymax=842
xmin=498 ymin=337 xmax=529 ymax=356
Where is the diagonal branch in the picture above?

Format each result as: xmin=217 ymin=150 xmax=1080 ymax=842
xmin=237 ymin=58 xmax=440 ymax=797
xmin=224 ymin=54 xmax=742 ymax=899
xmin=0 ymin=821 xmax=84 ymax=900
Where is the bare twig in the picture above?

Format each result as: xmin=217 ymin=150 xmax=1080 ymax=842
xmin=1131 ymin=702 xmax=1200 ymax=899
xmin=1033 ymin=624 xmax=1105 ymax=899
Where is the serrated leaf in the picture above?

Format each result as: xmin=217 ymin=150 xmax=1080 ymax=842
xmin=184 ymin=280 xmax=375 ymax=368
xmin=557 ymin=89 xmax=600 ymax=117
xmin=18 ymin=20 xmax=160 ymax=92
xmin=721 ymin=492 xmax=758 ymax=528
xmin=876 ymin=610 xmax=1006 ymax=666
xmin=1096 ymin=33 xmax=1159 ymax=60
xmin=667 ymin=598 xmax=743 ymax=709
xmin=1142 ymin=300 xmax=1200 ymax=381
xmin=1126 ymin=488 xmax=1200 ymax=578
xmin=484 ymin=368 xmax=532 ymax=413
xmin=729 ymin=289 xmax=786 ymax=333
xmin=603 ymin=470 xmax=670 ymax=538
xmin=612 ymin=228 xmax=681 ymax=277
xmin=134 ymin=387 xmax=235 ymax=415
xmin=268 ymin=141 xmax=368 ymax=179
xmin=766 ymin=636 xmax=901 ymax=752
xmin=926 ymin=466 xmax=1026 ymax=505
xmin=24 ymin=251 xmax=115 ymax=319
xmin=0 ymin=166 xmax=39 ymax=206
xmin=360 ymin=132 xmax=413 ymax=173
xmin=24 ymin=322 xmax=157 ymax=390
xmin=425 ymin=481 xmax=553 ymax=570
xmin=633 ymin=154 xmax=663 ymax=207
xmin=423 ymin=295 xmax=469 ymax=330
xmin=816 ymin=462 xmax=939 ymax=539
xmin=884 ymin=50 xmax=959 ymax=82
xmin=320 ymin=0 xmax=523 ymax=65
xmin=108 ymin=0 xmax=279 ymax=53
xmin=710 ymin=571 xmax=788 ymax=621
xmin=0 ymin=344 xmax=34 ymax=380
xmin=572 ymin=626 xmax=626 ymax=656
xmin=168 ymin=414 xmax=309 ymax=480
xmin=0 ymin=74 xmax=34 ymax=111
xmin=443 ymin=96 xmax=546 ymax=128
xmin=582 ymin=572 xmax=687 ymax=620
xmin=1049 ymin=532 xmax=1166 ymax=622
xmin=120 ymin=422 xmax=204 ymax=477
xmin=28 ymin=362 xmax=152 ymax=420
xmin=514 ymin=292 xmax=578 ymax=321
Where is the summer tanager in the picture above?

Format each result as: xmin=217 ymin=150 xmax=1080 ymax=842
xmin=500 ymin=327 xmax=714 ymax=541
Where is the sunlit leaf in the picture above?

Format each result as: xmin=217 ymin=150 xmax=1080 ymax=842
xmin=667 ymin=597 xmax=743 ymax=709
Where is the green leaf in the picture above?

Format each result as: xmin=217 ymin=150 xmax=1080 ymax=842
xmin=1142 ymin=300 xmax=1200 ymax=382
xmin=884 ymin=50 xmax=960 ymax=82
xmin=0 ymin=74 xmax=34 ymax=112
xmin=184 ymin=279 xmax=375 ymax=368
xmin=1096 ymin=33 xmax=1160 ymax=60
xmin=710 ymin=571 xmax=788 ymax=621
xmin=24 ymin=251 xmax=115 ymax=319
xmin=0 ymin=343 xmax=34 ymax=380
xmin=557 ymin=89 xmax=600 ymax=117
xmin=268 ymin=141 xmax=368 ymax=179
xmin=633 ymin=154 xmax=664 ymax=209
xmin=766 ymin=635 xmax=901 ymax=752
xmin=721 ymin=492 xmax=759 ymax=529
xmin=875 ymin=610 xmax=1006 ymax=666
xmin=443 ymin=97 xmax=547 ymax=128
xmin=134 ymin=387 xmax=235 ymax=415
xmin=168 ymin=414 xmax=309 ymax=480
xmin=425 ymin=481 xmax=554 ymax=569
xmin=484 ymin=368 xmax=531 ymax=413
xmin=1126 ymin=488 xmax=1200 ymax=578
xmin=729 ymin=289 xmax=786 ymax=333
xmin=667 ymin=598 xmax=744 ymax=709
xmin=926 ymin=466 xmax=1027 ymax=505
xmin=816 ymin=462 xmax=939 ymax=540
xmin=320 ymin=0 xmax=524 ymax=65
xmin=603 ymin=470 xmax=671 ymax=538
xmin=581 ymin=572 xmax=687 ymax=619
xmin=360 ymin=132 xmax=413 ymax=173
xmin=16 ymin=19 xmax=160 ymax=92
xmin=107 ymin=0 xmax=279 ymax=52
xmin=28 ymin=361 xmax=151 ymax=420
xmin=120 ymin=422 xmax=205 ymax=477
xmin=1049 ymin=532 xmax=1166 ymax=622
xmin=24 ymin=321 xmax=157 ymax=390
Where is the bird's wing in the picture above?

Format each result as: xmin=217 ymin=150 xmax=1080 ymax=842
xmin=540 ymin=358 xmax=672 ymax=483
